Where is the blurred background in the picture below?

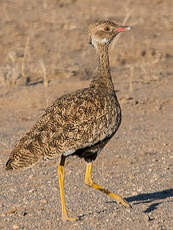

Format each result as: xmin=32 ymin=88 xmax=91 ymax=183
xmin=0 ymin=0 xmax=172 ymax=87
xmin=0 ymin=1 xmax=173 ymax=229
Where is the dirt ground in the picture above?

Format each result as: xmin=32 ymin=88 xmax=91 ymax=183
xmin=0 ymin=0 xmax=173 ymax=229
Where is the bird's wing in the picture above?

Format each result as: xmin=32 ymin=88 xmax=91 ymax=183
xmin=29 ymin=87 xmax=117 ymax=157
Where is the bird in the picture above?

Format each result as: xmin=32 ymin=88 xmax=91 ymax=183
xmin=6 ymin=20 xmax=132 ymax=221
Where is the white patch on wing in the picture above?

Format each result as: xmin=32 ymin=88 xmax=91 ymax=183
xmin=63 ymin=149 xmax=75 ymax=156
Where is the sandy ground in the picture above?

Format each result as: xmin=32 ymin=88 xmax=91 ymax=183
xmin=0 ymin=0 xmax=173 ymax=229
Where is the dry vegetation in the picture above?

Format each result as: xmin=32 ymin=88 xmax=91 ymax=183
xmin=0 ymin=0 xmax=173 ymax=229
xmin=0 ymin=0 xmax=172 ymax=88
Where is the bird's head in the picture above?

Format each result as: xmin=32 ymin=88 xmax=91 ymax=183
xmin=88 ymin=20 xmax=131 ymax=49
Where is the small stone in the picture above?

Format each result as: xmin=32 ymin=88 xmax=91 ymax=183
xmin=137 ymin=187 xmax=143 ymax=192
xmin=13 ymin=225 xmax=19 ymax=230
xmin=132 ymin=191 xmax=138 ymax=196
xmin=147 ymin=215 xmax=155 ymax=221
xmin=41 ymin=199 xmax=47 ymax=204
xmin=23 ymin=211 xmax=27 ymax=216
xmin=45 ymin=220 xmax=52 ymax=226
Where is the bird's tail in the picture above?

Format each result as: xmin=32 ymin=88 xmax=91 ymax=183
xmin=6 ymin=158 xmax=14 ymax=170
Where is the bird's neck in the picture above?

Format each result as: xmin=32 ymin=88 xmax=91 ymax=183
xmin=91 ymin=44 xmax=114 ymax=91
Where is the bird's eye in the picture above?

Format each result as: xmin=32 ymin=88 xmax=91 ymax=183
xmin=104 ymin=26 xmax=110 ymax=31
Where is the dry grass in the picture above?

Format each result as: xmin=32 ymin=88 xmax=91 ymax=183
xmin=21 ymin=31 xmax=32 ymax=79
xmin=0 ymin=0 xmax=171 ymax=89
xmin=39 ymin=59 xmax=48 ymax=88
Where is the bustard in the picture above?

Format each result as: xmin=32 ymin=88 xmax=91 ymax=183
xmin=6 ymin=20 xmax=132 ymax=221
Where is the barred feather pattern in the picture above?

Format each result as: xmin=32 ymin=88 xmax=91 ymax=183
xmin=6 ymin=20 xmax=122 ymax=170
xmin=6 ymin=86 xmax=121 ymax=169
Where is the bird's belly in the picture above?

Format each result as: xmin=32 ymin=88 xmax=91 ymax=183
xmin=100 ymin=104 xmax=121 ymax=138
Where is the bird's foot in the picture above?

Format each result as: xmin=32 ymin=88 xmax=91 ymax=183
xmin=119 ymin=198 xmax=132 ymax=208
xmin=107 ymin=191 xmax=132 ymax=208
xmin=62 ymin=214 xmax=78 ymax=222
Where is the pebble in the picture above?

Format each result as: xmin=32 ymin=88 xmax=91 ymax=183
xmin=13 ymin=225 xmax=19 ymax=230
xmin=41 ymin=199 xmax=47 ymax=204
xmin=137 ymin=187 xmax=143 ymax=192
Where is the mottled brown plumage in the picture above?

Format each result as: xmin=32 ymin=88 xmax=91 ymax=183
xmin=6 ymin=20 xmax=131 ymax=221
xmin=6 ymin=85 xmax=120 ymax=168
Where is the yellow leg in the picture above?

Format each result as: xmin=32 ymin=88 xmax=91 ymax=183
xmin=58 ymin=165 xmax=77 ymax=221
xmin=84 ymin=163 xmax=131 ymax=208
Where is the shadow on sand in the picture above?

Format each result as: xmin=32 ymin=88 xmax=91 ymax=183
xmin=78 ymin=189 xmax=173 ymax=220
xmin=125 ymin=188 xmax=173 ymax=213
